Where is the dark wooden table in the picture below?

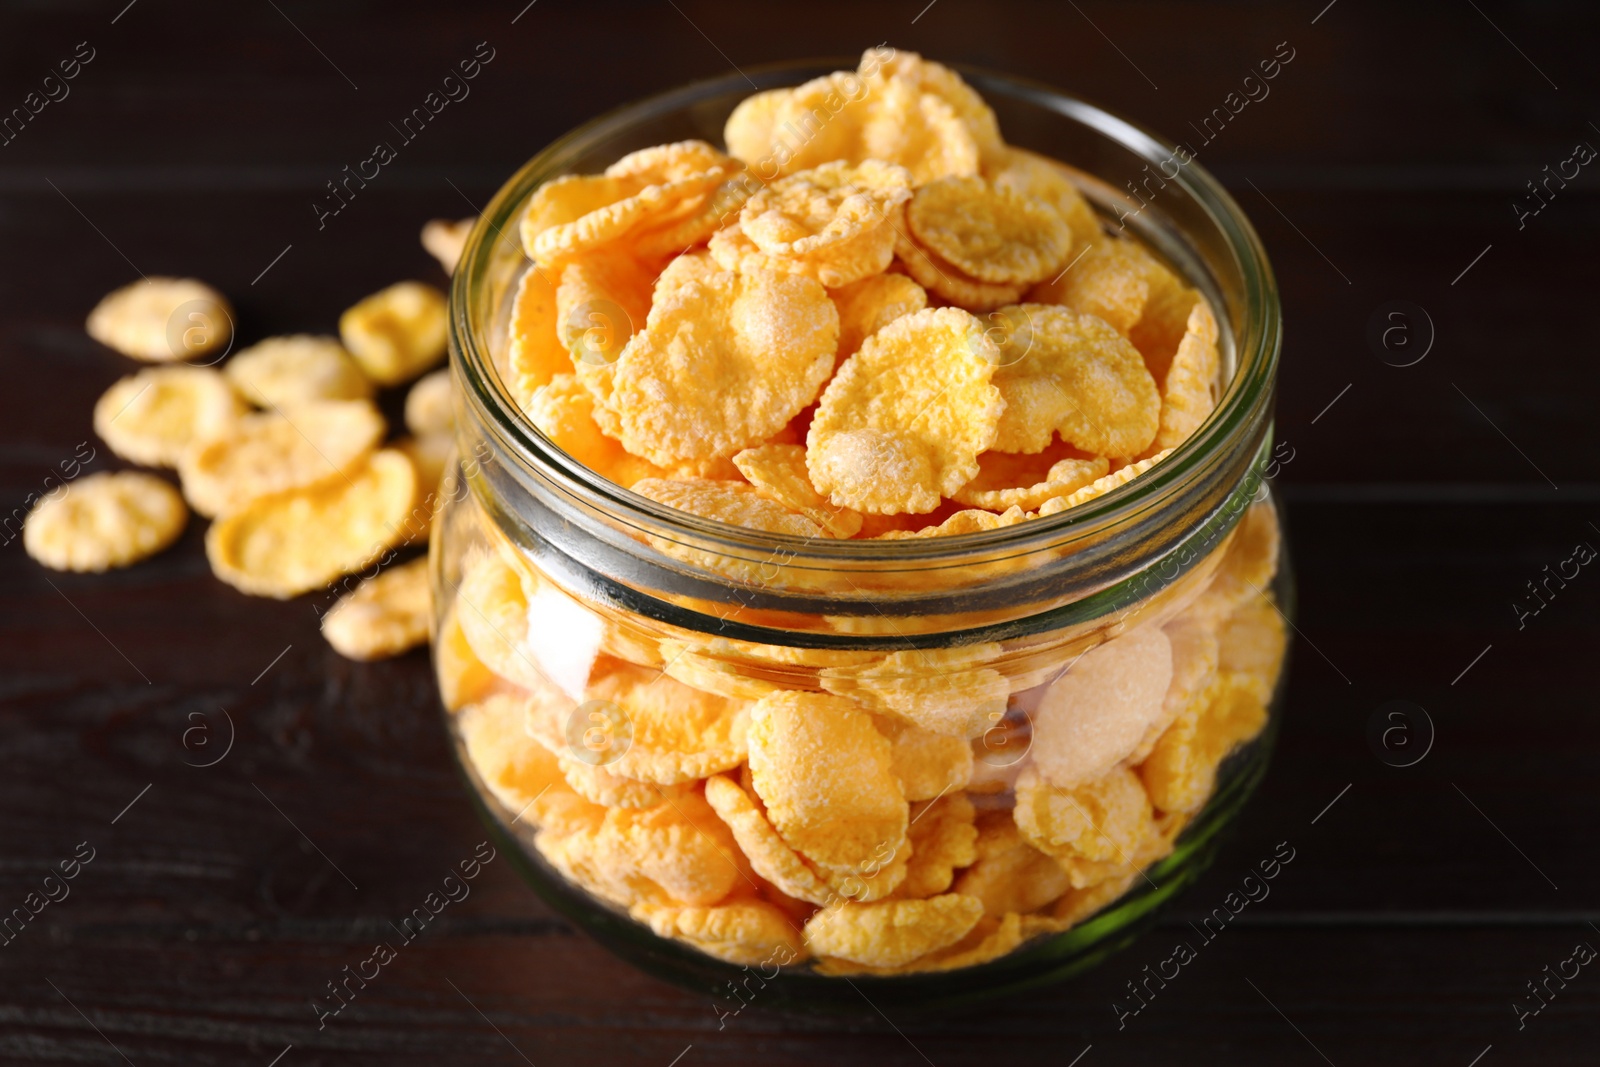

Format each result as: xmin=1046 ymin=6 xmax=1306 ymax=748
xmin=3 ymin=1 xmax=1596 ymax=1063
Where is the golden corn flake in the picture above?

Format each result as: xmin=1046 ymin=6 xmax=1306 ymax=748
xmin=404 ymin=367 xmax=454 ymax=437
xmin=704 ymin=774 xmax=835 ymax=905
xmin=633 ymin=898 xmax=805 ymax=966
xmin=723 ymin=87 xmax=790 ymax=167
xmin=632 ymin=171 xmax=755 ymax=262
xmin=951 ymin=813 xmax=1073 ymax=917
xmin=901 ymin=792 xmax=978 ymax=898
xmin=522 ymin=143 xmax=733 ymax=269
xmin=225 ymin=335 xmax=373 ymax=410
xmin=205 ymin=448 xmax=416 ymax=599
xmin=1129 ymin=267 xmax=1201 ymax=383
xmin=1218 ymin=595 xmax=1288 ymax=698
xmin=94 ymin=365 xmax=245 ymax=469
xmin=421 ymin=217 xmax=474 ymax=275
xmin=632 ymin=477 xmax=822 ymax=538
xmin=453 ymin=548 xmax=563 ymax=693
xmin=708 ymin=214 xmax=898 ymax=291
xmin=86 ymin=277 xmax=232 ymax=362
xmin=951 ymin=444 xmax=1110 ymax=511
xmin=507 ymin=264 xmax=571 ymax=412
xmin=394 ymin=433 xmax=449 ymax=527
xmin=1140 ymin=672 xmax=1268 ymax=815
xmin=821 ymin=644 xmax=1009 ymax=739
xmin=873 ymin=504 xmax=1028 ymax=540
xmin=733 ymin=444 xmax=862 ymax=538
xmin=1027 ymin=235 xmax=1164 ymax=335
xmin=804 ymin=894 xmax=983 ymax=968
xmin=457 ymin=692 xmax=575 ymax=822
xmin=558 ymin=754 xmax=689 ymax=809
xmin=747 ymin=691 xmax=908 ymax=875
xmin=807 ymin=307 xmax=1002 ymax=514
xmin=908 ymin=176 xmax=1070 ymax=286
xmin=574 ymin=660 xmax=751 ymax=784
xmin=1194 ymin=500 xmax=1281 ymax=622
xmin=895 ymin=230 xmax=1026 ymax=313
xmin=339 ymin=281 xmax=448 ymax=386
xmin=873 ymin=50 xmax=1004 ymax=166
xmin=874 ymin=715 xmax=973 ymax=801
xmin=1129 ymin=615 xmax=1219 ymax=765
xmin=610 ymin=269 xmax=837 ymax=465
xmin=1013 ymin=765 xmax=1153 ymax=887
xmin=543 ymin=791 xmax=741 ymax=909
xmin=555 ymin=248 xmax=655 ymax=384
xmin=831 ymin=272 xmax=927 ymax=364
xmin=1154 ymin=298 xmax=1221 ymax=450
xmin=435 ymin=602 xmax=505 ymax=712
xmin=527 ymin=374 xmax=660 ymax=488
xmin=178 ymin=399 xmax=385 ymax=518
xmin=988 ymin=303 xmax=1158 ymax=457
xmin=987 ymin=147 xmax=1101 ymax=245
xmin=653 ymin=250 xmax=721 ymax=300
xmin=321 ymin=556 xmax=431 ymax=660
xmin=1031 ymin=626 xmax=1173 ymax=789
xmin=23 ymin=471 xmax=185 ymax=573
xmin=1037 ymin=449 xmax=1173 ymax=516
xmin=742 ymin=160 xmax=911 ymax=257
xmin=734 ymin=160 xmax=909 ymax=288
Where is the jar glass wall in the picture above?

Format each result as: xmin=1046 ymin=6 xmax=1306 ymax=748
xmin=430 ymin=63 xmax=1287 ymax=1012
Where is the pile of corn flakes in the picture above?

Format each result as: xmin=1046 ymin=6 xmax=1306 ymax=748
xmin=443 ymin=49 xmax=1288 ymax=973
xmin=29 ymin=235 xmax=472 ymax=660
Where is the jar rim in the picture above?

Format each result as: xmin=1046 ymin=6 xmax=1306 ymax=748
xmin=449 ymin=58 xmax=1281 ymax=570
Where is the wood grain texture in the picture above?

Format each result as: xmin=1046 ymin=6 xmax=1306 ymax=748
xmin=2 ymin=0 xmax=1597 ymax=1062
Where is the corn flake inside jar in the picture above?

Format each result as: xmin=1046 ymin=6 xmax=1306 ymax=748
xmin=444 ymin=48 xmax=1284 ymax=977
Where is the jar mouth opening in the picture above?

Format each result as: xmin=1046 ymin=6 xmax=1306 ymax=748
xmin=450 ymin=60 xmax=1281 ymax=567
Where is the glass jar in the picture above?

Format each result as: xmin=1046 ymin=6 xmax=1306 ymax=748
xmin=431 ymin=62 xmax=1287 ymax=1013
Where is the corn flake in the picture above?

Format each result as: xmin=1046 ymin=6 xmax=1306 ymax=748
xmin=830 ymin=272 xmax=928 ymax=365
xmin=632 ymin=898 xmax=805 ymax=966
xmin=611 ymin=269 xmax=837 ymax=464
xmin=23 ymin=471 xmax=185 ymax=573
xmin=807 ymin=307 xmax=1002 ymax=514
xmin=742 ymin=160 xmax=911 ymax=258
xmin=1013 ymin=765 xmax=1153 ymax=888
xmin=632 ymin=477 xmax=822 ymax=538
xmin=733 ymin=443 xmax=862 ymax=538
xmin=989 ymin=303 xmax=1159 ymax=457
xmin=951 ymin=813 xmax=1073 ymax=917
xmin=804 ymin=894 xmax=983 ymax=968
xmin=874 ymin=715 xmax=974 ymax=801
xmin=821 ymin=644 xmax=1009 ymax=739
xmin=1139 ymin=672 xmax=1268 ymax=814
xmin=226 ymin=335 xmax=373 ymax=410
xmin=86 ymin=277 xmax=232 ymax=362
xmin=205 ymin=448 xmax=417 ymax=599
xmin=421 ymin=217 xmax=474 ymax=275
xmin=1031 ymin=626 xmax=1173 ymax=789
xmin=559 ymin=754 xmax=690 ymax=809
xmin=321 ymin=556 xmax=430 ymax=660
xmin=895 ymin=230 xmax=1026 ymax=312
xmin=986 ymin=147 xmax=1101 ymax=245
xmin=747 ymin=691 xmax=908 ymax=875
xmin=457 ymin=692 xmax=579 ymax=822
xmin=1036 ymin=449 xmax=1173 ymax=516
xmin=339 ymin=282 xmax=448 ymax=386
xmin=908 ymin=176 xmax=1070 ymax=286
xmin=178 ymin=399 xmax=386 ymax=518
xmin=507 ymin=264 xmax=571 ymax=412
xmin=1154 ymin=298 xmax=1221 ymax=450
xmin=951 ymin=444 xmax=1110 ymax=511
xmin=93 ymin=365 xmax=244 ymax=469
xmin=901 ymin=792 xmax=978 ymax=898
